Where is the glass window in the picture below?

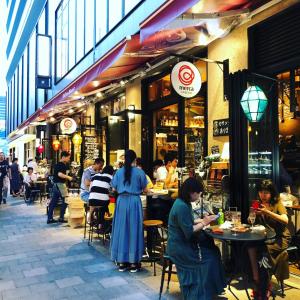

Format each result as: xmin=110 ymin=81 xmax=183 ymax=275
xmin=153 ymin=104 xmax=178 ymax=161
xmin=108 ymin=0 xmax=122 ymax=30
xmin=85 ymin=0 xmax=94 ymax=53
xmin=10 ymin=79 xmax=13 ymax=131
xmin=125 ymin=0 xmax=140 ymax=14
xmin=18 ymin=63 xmax=23 ymax=125
xmin=277 ymin=69 xmax=300 ymax=198
xmin=38 ymin=8 xmax=46 ymax=34
xmin=56 ymin=6 xmax=62 ymax=80
xmin=68 ymin=0 xmax=76 ymax=69
xmin=185 ymin=97 xmax=205 ymax=168
xmin=28 ymin=34 xmax=36 ymax=116
xmin=37 ymin=89 xmax=44 ymax=109
xmin=96 ymin=0 xmax=107 ymax=42
xmin=14 ymin=72 xmax=18 ymax=128
xmin=61 ymin=2 xmax=69 ymax=76
xmin=100 ymin=102 xmax=112 ymax=118
xmin=148 ymin=74 xmax=171 ymax=101
xmin=23 ymin=47 xmax=28 ymax=120
xmin=76 ymin=0 xmax=85 ymax=62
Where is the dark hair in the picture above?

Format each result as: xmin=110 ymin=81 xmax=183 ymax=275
xmin=60 ymin=151 xmax=70 ymax=158
xmin=179 ymin=177 xmax=204 ymax=203
xmin=94 ymin=158 xmax=105 ymax=165
xmin=12 ymin=158 xmax=18 ymax=163
xmin=153 ymin=159 xmax=164 ymax=168
xmin=164 ymin=152 xmax=176 ymax=165
xmin=136 ymin=157 xmax=142 ymax=168
xmin=124 ymin=150 xmax=136 ymax=185
xmin=257 ymin=179 xmax=279 ymax=206
xmin=102 ymin=165 xmax=114 ymax=175
xmin=27 ymin=167 xmax=33 ymax=172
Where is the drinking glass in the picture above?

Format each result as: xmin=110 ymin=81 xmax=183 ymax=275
xmin=249 ymin=208 xmax=256 ymax=229
xmin=231 ymin=212 xmax=239 ymax=236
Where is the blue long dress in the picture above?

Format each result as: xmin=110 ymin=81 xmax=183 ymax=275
xmin=110 ymin=167 xmax=148 ymax=263
xmin=10 ymin=162 xmax=21 ymax=193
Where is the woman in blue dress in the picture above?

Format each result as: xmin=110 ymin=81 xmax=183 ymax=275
xmin=167 ymin=178 xmax=226 ymax=300
xmin=110 ymin=150 xmax=148 ymax=272
xmin=10 ymin=158 xmax=21 ymax=197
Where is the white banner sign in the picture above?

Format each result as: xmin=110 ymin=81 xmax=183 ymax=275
xmin=171 ymin=61 xmax=201 ymax=98
xmin=60 ymin=118 xmax=77 ymax=134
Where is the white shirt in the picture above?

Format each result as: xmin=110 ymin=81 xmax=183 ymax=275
xmin=24 ymin=173 xmax=37 ymax=184
xmin=156 ymin=166 xmax=168 ymax=181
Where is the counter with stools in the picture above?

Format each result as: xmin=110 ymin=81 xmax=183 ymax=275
xmin=142 ymin=219 xmax=164 ymax=276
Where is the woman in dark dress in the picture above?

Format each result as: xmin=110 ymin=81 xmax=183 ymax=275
xmin=167 ymin=178 xmax=226 ymax=300
xmin=10 ymin=158 xmax=21 ymax=196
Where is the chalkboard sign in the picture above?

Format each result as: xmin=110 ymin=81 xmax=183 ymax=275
xmin=213 ymin=119 xmax=229 ymax=136
xmin=84 ymin=136 xmax=100 ymax=160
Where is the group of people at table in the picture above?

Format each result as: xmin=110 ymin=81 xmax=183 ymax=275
xmin=45 ymin=149 xmax=292 ymax=300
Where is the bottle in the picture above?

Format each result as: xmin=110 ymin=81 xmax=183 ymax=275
xmin=217 ymin=209 xmax=224 ymax=225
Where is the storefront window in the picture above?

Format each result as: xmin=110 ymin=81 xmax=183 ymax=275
xmin=109 ymin=0 xmax=123 ymax=30
xmin=153 ymin=104 xmax=178 ymax=161
xmin=185 ymin=97 xmax=205 ymax=168
xmin=76 ymin=0 xmax=85 ymax=62
xmin=277 ymin=68 xmax=300 ymax=198
xmin=109 ymin=115 xmax=126 ymax=168
xmin=96 ymin=0 xmax=107 ymax=42
xmin=148 ymin=74 xmax=171 ymax=101
xmin=100 ymin=102 xmax=112 ymax=118
xmin=85 ymin=0 xmax=94 ymax=53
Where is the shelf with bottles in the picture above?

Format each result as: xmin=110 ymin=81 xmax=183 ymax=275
xmin=248 ymin=151 xmax=272 ymax=176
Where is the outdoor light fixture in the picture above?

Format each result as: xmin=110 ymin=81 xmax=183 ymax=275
xmin=128 ymin=104 xmax=135 ymax=111
xmin=37 ymin=144 xmax=44 ymax=154
xmin=72 ymin=133 xmax=82 ymax=146
xmin=120 ymin=80 xmax=125 ymax=86
xmin=96 ymin=92 xmax=103 ymax=98
xmin=52 ymin=140 xmax=60 ymax=151
xmin=49 ymin=117 xmax=56 ymax=122
xmin=68 ymin=109 xmax=74 ymax=114
xmin=240 ymin=85 xmax=268 ymax=122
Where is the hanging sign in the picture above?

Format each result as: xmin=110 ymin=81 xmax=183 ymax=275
xmin=171 ymin=61 xmax=201 ymax=98
xmin=60 ymin=118 xmax=77 ymax=134
xmin=213 ymin=119 xmax=229 ymax=136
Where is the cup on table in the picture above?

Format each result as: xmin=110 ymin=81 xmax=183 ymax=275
xmin=252 ymin=200 xmax=260 ymax=210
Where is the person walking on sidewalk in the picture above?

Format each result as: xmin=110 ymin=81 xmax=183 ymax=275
xmin=47 ymin=151 xmax=72 ymax=224
xmin=0 ymin=152 xmax=9 ymax=204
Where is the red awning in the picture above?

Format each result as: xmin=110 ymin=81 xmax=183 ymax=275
xmin=18 ymin=39 xmax=127 ymax=130
xmin=140 ymin=0 xmax=200 ymax=42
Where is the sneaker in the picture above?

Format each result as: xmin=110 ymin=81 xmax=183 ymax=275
xmin=47 ymin=219 xmax=58 ymax=224
xmin=3 ymin=199 xmax=6 ymax=204
xmin=129 ymin=263 xmax=141 ymax=273
xmin=58 ymin=218 xmax=68 ymax=223
xmin=118 ymin=264 xmax=128 ymax=272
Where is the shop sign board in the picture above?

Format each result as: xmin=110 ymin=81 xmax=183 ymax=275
xmin=60 ymin=118 xmax=77 ymax=134
xmin=213 ymin=119 xmax=229 ymax=136
xmin=171 ymin=61 xmax=201 ymax=98
xmin=84 ymin=136 xmax=100 ymax=160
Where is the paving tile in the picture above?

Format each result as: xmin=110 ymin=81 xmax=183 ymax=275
xmin=84 ymin=262 xmax=116 ymax=273
xmin=55 ymin=275 xmax=84 ymax=288
xmin=23 ymin=267 xmax=48 ymax=277
xmin=0 ymin=253 xmax=26 ymax=262
xmin=0 ymin=280 xmax=15 ymax=292
xmin=53 ymin=253 xmax=94 ymax=265
xmin=116 ymin=292 xmax=151 ymax=300
xmin=28 ymin=282 xmax=58 ymax=293
xmin=99 ymin=276 xmax=128 ymax=288
xmin=14 ymin=276 xmax=41 ymax=288
xmin=1 ymin=286 xmax=31 ymax=299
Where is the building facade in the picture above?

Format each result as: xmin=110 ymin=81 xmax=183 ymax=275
xmin=5 ymin=0 xmax=300 ymax=218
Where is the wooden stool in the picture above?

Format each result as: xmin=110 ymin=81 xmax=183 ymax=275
xmin=159 ymin=254 xmax=177 ymax=300
xmin=143 ymin=219 xmax=163 ymax=276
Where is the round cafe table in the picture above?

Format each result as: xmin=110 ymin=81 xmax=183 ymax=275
xmin=205 ymin=226 xmax=276 ymax=300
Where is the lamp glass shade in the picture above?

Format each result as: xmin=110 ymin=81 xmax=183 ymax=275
xmin=240 ymin=86 xmax=268 ymax=122
xmin=52 ymin=140 xmax=60 ymax=151
xmin=72 ymin=133 xmax=82 ymax=145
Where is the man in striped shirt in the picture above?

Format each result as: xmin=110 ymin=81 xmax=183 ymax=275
xmin=88 ymin=165 xmax=114 ymax=223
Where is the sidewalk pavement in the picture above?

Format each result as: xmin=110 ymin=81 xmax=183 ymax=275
xmin=0 ymin=196 xmax=299 ymax=300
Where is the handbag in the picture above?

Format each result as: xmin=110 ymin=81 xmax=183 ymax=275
xmin=55 ymin=183 xmax=68 ymax=198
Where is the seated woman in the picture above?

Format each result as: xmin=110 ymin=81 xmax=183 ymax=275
xmin=167 ymin=177 xmax=226 ymax=300
xmin=248 ymin=180 xmax=291 ymax=298
xmin=24 ymin=167 xmax=37 ymax=202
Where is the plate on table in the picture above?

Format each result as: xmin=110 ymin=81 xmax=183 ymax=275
xmin=251 ymin=225 xmax=265 ymax=232
xmin=231 ymin=226 xmax=249 ymax=233
xmin=211 ymin=228 xmax=224 ymax=235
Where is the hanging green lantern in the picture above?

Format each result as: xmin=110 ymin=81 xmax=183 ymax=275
xmin=240 ymin=85 xmax=268 ymax=122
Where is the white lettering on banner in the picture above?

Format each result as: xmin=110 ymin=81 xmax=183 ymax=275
xmin=171 ymin=61 xmax=201 ymax=98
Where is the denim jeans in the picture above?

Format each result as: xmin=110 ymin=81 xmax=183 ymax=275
xmin=47 ymin=185 xmax=67 ymax=220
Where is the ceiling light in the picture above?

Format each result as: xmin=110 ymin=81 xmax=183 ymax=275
xmin=92 ymin=81 xmax=100 ymax=87
xmin=68 ymin=109 xmax=74 ymax=114
xmin=120 ymin=80 xmax=125 ymax=86
xmin=49 ymin=112 xmax=54 ymax=117
xmin=76 ymin=102 xmax=83 ymax=108
xmin=96 ymin=92 xmax=103 ymax=98
xmin=50 ymin=117 xmax=55 ymax=122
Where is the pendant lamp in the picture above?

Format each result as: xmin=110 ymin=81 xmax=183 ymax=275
xmin=240 ymin=85 xmax=268 ymax=122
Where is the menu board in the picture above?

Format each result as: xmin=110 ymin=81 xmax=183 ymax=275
xmin=84 ymin=136 xmax=100 ymax=160
xmin=213 ymin=119 xmax=229 ymax=136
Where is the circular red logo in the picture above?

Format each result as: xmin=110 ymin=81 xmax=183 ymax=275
xmin=178 ymin=65 xmax=195 ymax=86
xmin=64 ymin=119 xmax=72 ymax=129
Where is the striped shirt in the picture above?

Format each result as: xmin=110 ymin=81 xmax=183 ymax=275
xmin=88 ymin=173 xmax=113 ymax=203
